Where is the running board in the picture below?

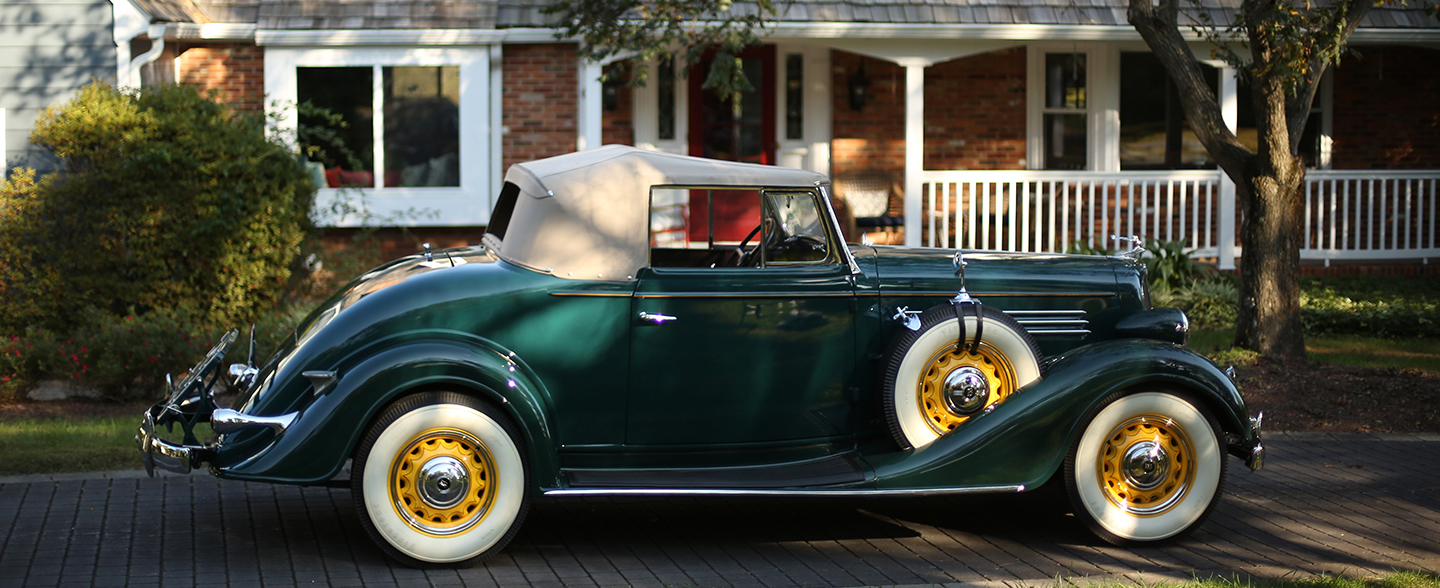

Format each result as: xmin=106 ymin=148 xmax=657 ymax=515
xmin=544 ymin=485 xmax=1025 ymax=497
xmin=563 ymin=454 xmax=864 ymax=489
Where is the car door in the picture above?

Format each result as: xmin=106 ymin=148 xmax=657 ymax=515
xmin=627 ymin=188 xmax=859 ymax=446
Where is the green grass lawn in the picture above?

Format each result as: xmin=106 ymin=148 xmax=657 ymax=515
xmin=0 ymin=416 xmax=142 ymax=476
xmin=1190 ymin=327 xmax=1440 ymax=373
xmin=0 ymin=411 xmax=212 ymax=477
xmin=1075 ymin=572 xmax=1440 ymax=588
xmin=1306 ymin=335 xmax=1440 ymax=373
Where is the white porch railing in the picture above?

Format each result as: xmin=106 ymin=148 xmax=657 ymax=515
xmin=917 ymin=169 xmax=1440 ymax=266
xmin=1301 ymin=170 xmax=1440 ymax=262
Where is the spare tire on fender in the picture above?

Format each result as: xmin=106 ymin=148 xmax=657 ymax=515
xmin=881 ymin=303 xmax=1043 ymax=450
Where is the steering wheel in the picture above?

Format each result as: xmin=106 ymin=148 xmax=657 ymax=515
xmin=769 ymin=234 xmax=828 ymax=262
xmin=729 ymin=222 xmax=764 ymax=267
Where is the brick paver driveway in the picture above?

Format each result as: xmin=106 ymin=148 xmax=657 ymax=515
xmin=2 ymin=434 xmax=1438 ymax=588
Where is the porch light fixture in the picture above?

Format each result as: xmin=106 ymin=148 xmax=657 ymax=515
xmin=849 ymin=60 xmax=872 ymax=112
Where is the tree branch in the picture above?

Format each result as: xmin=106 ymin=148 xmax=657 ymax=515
xmin=1284 ymin=0 xmax=1374 ymax=155
xmin=1127 ymin=0 xmax=1253 ymax=179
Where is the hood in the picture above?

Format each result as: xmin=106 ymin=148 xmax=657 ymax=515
xmin=865 ymin=246 xmax=1127 ymax=297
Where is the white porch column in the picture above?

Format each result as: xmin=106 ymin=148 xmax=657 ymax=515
xmin=1217 ymin=66 xmax=1239 ymax=270
xmin=489 ymin=44 xmax=504 ymax=209
xmin=577 ymin=61 xmax=603 ymax=151
xmin=1 ymin=108 xmax=6 ymax=176
xmin=903 ymin=62 xmax=925 ymax=247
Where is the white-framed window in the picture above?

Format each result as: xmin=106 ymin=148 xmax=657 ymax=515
xmin=1026 ymin=44 xmax=1116 ymax=171
xmin=265 ymin=47 xmax=492 ymax=227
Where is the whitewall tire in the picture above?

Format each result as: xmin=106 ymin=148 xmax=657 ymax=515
xmin=881 ymin=304 xmax=1043 ymax=449
xmin=352 ymin=391 xmax=529 ymax=567
xmin=1065 ymin=391 xmax=1227 ymax=545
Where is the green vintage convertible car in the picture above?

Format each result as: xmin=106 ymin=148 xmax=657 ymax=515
xmin=139 ymin=145 xmax=1263 ymax=567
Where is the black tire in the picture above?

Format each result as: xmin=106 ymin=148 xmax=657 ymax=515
xmin=1063 ymin=390 xmax=1228 ymax=545
xmin=351 ymin=391 xmax=530 ymax=567
xmin=881 ymin=304 xmax=1043 ymax=449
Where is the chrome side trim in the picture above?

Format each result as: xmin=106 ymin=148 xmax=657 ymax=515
xmin=543 ymin=485 xmax=1025 ymax=498
xmin=1003 ymin=309 xmax=1090 ymax=337
xmin=635 ymin=291 xmax=854 ymax=299
xmin=211 ymin=408 xmax=297 ymax=437
xmin=1014 ymin=320 xmax=1089 ymax=327
xmin=897 ymin=291 xmax=1116 ymax=298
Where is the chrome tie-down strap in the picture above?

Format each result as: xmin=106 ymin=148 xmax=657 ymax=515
xmin=951 ymin=251 xmax=983 ymax=354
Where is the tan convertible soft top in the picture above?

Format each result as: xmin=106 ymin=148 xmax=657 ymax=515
xmin=489 ymin=145 xmax=830 ymax=281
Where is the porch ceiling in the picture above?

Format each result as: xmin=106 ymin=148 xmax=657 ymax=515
xmin=782 ymin=38 xmax=1023 ymax=67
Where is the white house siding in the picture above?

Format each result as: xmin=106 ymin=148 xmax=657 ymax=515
xmin=0 ymin=0 xmax=117 ymax=174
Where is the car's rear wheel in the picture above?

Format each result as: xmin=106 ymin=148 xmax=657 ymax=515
xmin=1064 ymin=390 xmax=1227 ymax=545
xmin=881 ymin=304 xmax=1043 ymax=449
xmin=352 ymin=391 xmax=529 ymax=567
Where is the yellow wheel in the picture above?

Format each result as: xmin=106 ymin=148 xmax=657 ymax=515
xmin=1066 ymin=391 xmax=1226 ymax=545
xmin=353 ymin=392 xmax=529 ymax=567
xmin=882 ymin=304 xmax=1042 ymax=449
xmin=1096 ymin=415 xmax=1195 ymax=516
xmin=389 ymin=428 xmax=497 ymax=537
xmin=918 ymin=341 xmax=1019 ymax=435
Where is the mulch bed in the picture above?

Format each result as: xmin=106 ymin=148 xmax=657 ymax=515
xmin=1237 ymin=358 xmax=1440 ymax=434
xmin=4 ymin=360 xmax=1439 ymax=434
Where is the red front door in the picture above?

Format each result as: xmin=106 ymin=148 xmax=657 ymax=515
xmin=688 ymin=45 xmax=776 ymax=165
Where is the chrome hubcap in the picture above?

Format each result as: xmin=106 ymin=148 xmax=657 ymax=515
xmin=418 ymin=456 xmax=470 ymax=509
xmin=944 ymin=366 xmax=989 ymax=416
xmin=1122 ymin=441 xmax=1169 ymax=490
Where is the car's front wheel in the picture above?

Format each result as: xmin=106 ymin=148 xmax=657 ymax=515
xmin=352 ymin=391 xmax=529 ymax=567
xmin=1064 ymin=390 xmax=1227 ymax=545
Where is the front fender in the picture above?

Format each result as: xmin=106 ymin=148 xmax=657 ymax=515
xmin=212 ymin=339 xmax=560 ymax=488
xmin=862 ymin=339 xmax=1253 ymax=490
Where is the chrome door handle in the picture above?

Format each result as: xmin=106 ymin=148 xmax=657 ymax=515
xmin=637 ymin=312 xmax=678 ymax=324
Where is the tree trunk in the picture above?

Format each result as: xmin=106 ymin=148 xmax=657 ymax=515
xmin=1233 ymin=157 xmax=1307 ymax=358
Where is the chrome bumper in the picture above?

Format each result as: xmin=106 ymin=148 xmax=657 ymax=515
xmin=135 ymin=329 xmax=300 ymax=477
xmin=136 ymin=406 xmax=299 ymax=476
xmin=1246 ymin=412 xmax=1265 ymax=471
xmin=136 ymin=409 xmax=197 ymax=476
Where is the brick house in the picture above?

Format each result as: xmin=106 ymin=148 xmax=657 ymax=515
xmin=8 ymin=0 xmax=1439 ymax=264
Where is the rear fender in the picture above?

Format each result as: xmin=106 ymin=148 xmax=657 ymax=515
xmin=213 ymin=340 xmax=559 ymax=488
xmin=864 ymin=339 xmax=1252 ymax=490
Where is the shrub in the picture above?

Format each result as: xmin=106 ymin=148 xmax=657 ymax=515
xmin=0 ymin=81 xmax=316 ymax=333
xmin=1156 ymin=277 xmax=1238 ymax=328
xmin=1300 ymin=290 xmax=1440 ymax=339
xmin=0 ymin=308 xmax=306 ymax=402
xmin=1141 ymin=238 xmax=1208 ymax=291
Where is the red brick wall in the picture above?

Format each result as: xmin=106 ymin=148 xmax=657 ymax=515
xmin=502 ymin=43 xmax=579 ymax=170
xmin=832 ymin=51 xmax=905 ymax=177
xmin=831 ymin=48 xmax=1028 ymax=179
xmin=924 ymin=48 xmax=1027 ymax=171
xmin=1332 ymin=46 xmax=1440 ymax=170
xmin=174 ymin=42 xmax=264 ymax=113
xmin=316 ymin=227 xmax=480 ymax=262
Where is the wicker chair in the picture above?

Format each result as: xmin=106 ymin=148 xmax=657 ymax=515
xmin=833 ymin=169 xmax=902 ymax=243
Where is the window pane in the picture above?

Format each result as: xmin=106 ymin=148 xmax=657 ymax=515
xmin=764 ymin=191 xmax=828 ymax=264
xmin=1120 ymin=52 xmax=1217 ymax=170
xmin=1045 ymin=54 xmax=1086 ymax=110
xmin=1044 ymin=113 xmax=1087 ymax=170
xmin=785 ymin=53 xmax=803 ymax=140
xmin=698 ymin=58 xmax=765 ymax=162
xmin=298 ymin=67 xmax=374 ymax=188
xmin=384 ymin=66 xmax=460 ymax=187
